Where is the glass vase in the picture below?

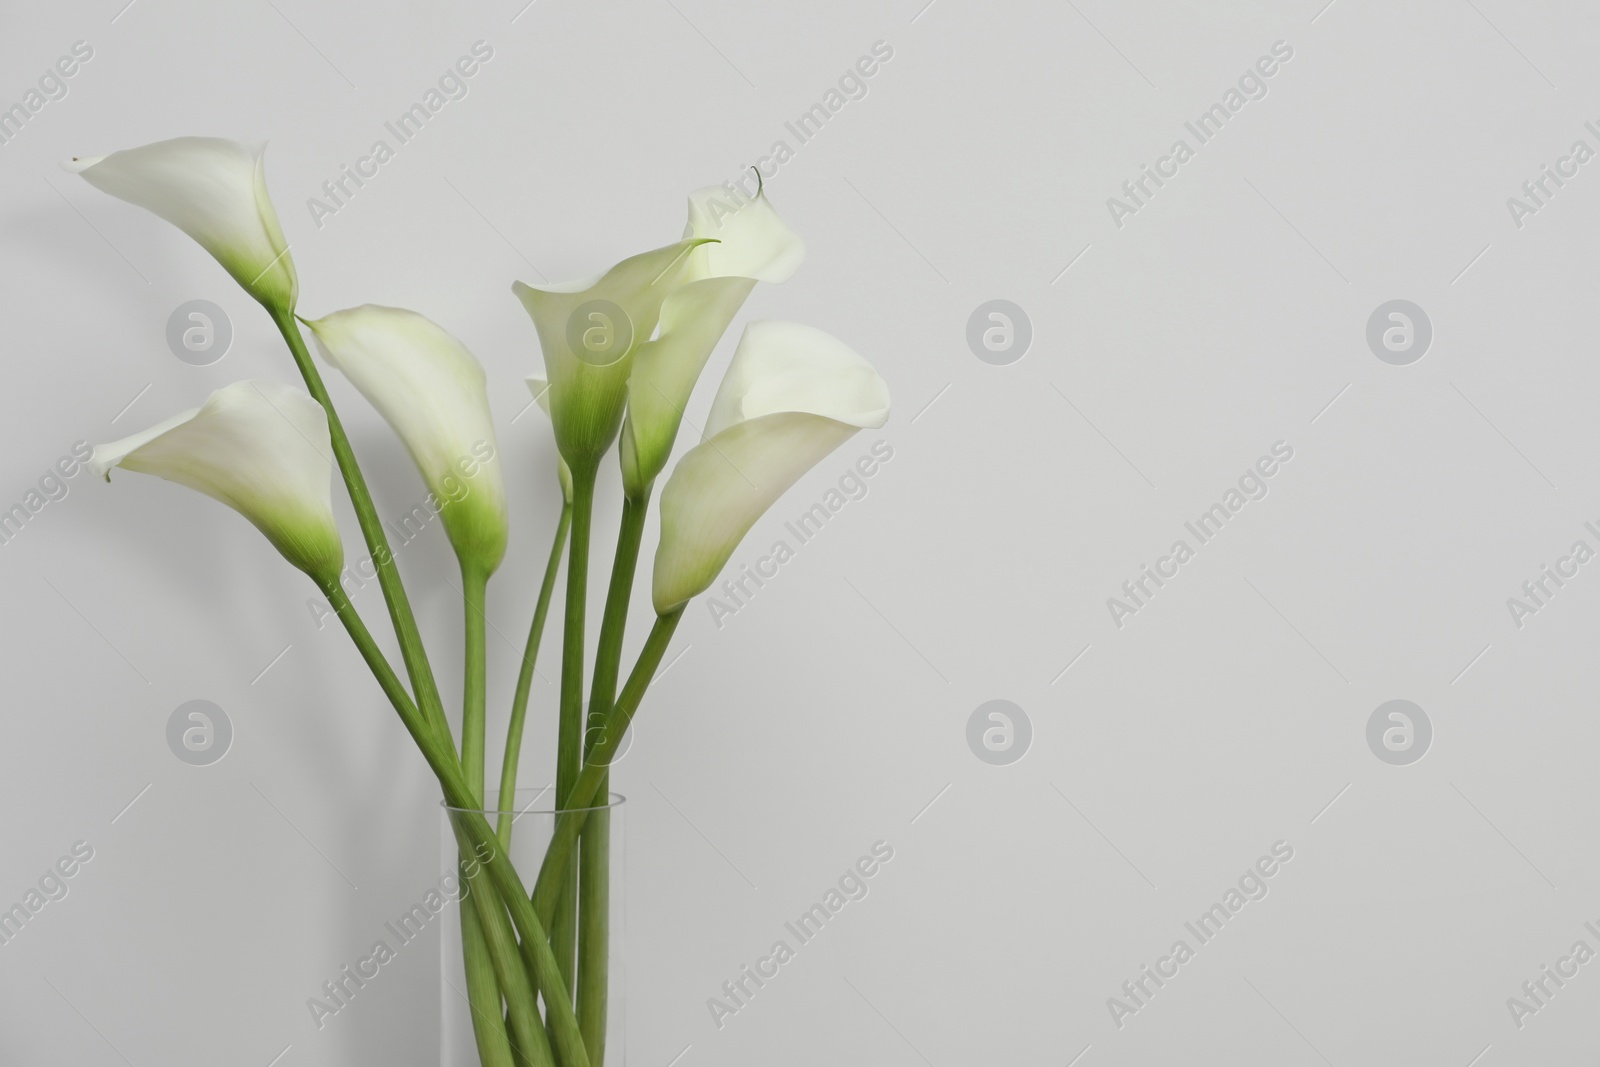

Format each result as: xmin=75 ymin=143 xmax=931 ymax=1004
xmin=440 ymin=788 xmax=626 ymax=1067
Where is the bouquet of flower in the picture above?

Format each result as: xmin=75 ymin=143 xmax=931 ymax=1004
xmin=68 ymin=137 xmax=890 ymax=1067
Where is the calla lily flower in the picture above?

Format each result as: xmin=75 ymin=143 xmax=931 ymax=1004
xmin=620 ymin=183 xmax=804 ymax=497
xmin=90 ymin=380 xmax=343 ymax=586
xmin=526 ymin=376 xmax=574 ymax=504
xmin=652 ymin=321 xmax=890 ymax=614
xmin=512 ymin=238 xmax=710 ymax=474
xmin=306 ymin=305 xmax=508 ymax=576
xmin=67 ymin=137 xmax=297 ymax=312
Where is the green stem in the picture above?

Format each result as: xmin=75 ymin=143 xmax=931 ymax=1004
xmin=458 ymin=892 xmax=517 ymax=1067
xmin=534 ymin=610 xmax=682 ymax=927
xmin=273 ymin=309 xmax=454 ymax=757
xmin=324 ymin=582 xmax=590 ymax=1067
xmin=455 ymin=563 xmax=505 ymax=1061
xmin=498 ymin=504 xmax=572 ymax=845
xmin=575 ymin=802 xmax=610 ymax=1066
xmin=453 ymin=830 xmax=556 ymax=1067
xmin=585 ymin=491 xmax=648 ymax=743
xmin=461 ymin=563 xmax=489 ymax=801
xmin=577 ymin=489 xmax=649 ymax=1065
xmin=554 ymin=465 xmax=598 ymax=996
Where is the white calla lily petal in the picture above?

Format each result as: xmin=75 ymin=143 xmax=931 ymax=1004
xmin=652 ymin=322 xmax=890 ymax=614
xmin=620 ymin=277 xmax=754 ymax=495
xmin=68 ymin=137 xmax=297 ymax=311
xmin=621 ymin=184 xmax=804 ymax=497
xmin=91 ymin=380 xmax=342 ymax=584
xmin=706 ymin=320 xmax=891 ymax=435
xmin=682 ymin=181 xmax=804 ymax=284
xmin=512 ymin=237 xmax=709 ymax=471
xmin=526 ymin=375 xmax=573 ymax=503
xmin=308 ymin=305 xmax=508 ymax=575
xmin=87 ymin=407 xmax=202 ymax=472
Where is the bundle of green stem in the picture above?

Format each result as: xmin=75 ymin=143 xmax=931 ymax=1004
xmin=70 ymin=136 xmax=892 ymax=1067
xmin=286 ymin=303 xmax=663 ymax=1067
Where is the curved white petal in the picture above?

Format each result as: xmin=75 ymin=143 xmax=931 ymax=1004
xmin=706 ymin=321 xmax=890 ymax=437
xmin=308 ymin=305 xmax=507 ymax=575
xmin=512 ymin=238 xmax=707 ymax=470
xmin=89 ymin=406 xmax=201 ymax=476
xmin=526 ymin=375 xmax=573 ymax=503
xmin=621 ymin=185 xmax=804 ymax=496
xmin=682 ymin=181 xmax=805 ymax=284
xmin=68 ymin=137 xmax=297 ymax=311
xmin=652 ymin=323 xmax=890 ymax=613
xmin=621 ymin=276 xmax=755 ymax=495
xmin=92 ymin=380 xmax=342 ymax=584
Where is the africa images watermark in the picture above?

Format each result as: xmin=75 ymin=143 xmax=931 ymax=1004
xmin=0 ymin=40 xmax=94 ymax=148
xmin=1106 ymin=840 xmax=1295 ymax=1030
xmin=0 ymin=840 xmax=95 ymax=948
xmin=1105 ymin=39 xmax=1296 ymax=230
xmin=706 ymin=840 xmax=895 ymax=1030
xmin=305 ymin=840 xmax=490 ymax=1029
xmin=701 ymin=40 xmax=896 ymax=230
xmin=1504 ymin=119 xmax=1600 ymax=230
xmin=1106 ymin=441 xmax=1295 ymax=629
xmin=306 ymin=40 xmax=495 ymax=229
xmin=0 ymin=441 xmax=94 ymax=548
xmin=1504 ymin=918 xmax=1600 ymax=1030
xmin=1503 ymin=520 xmax=1600 ymax=630
xmin=706 ymin=439 xmax=894 ymax=629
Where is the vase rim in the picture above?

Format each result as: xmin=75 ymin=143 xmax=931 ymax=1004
xmin=440 ymin=785 xmax=626 ymax=817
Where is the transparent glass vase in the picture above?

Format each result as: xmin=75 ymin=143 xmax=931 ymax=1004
xmin=440 ymin=788 xmax=626 ymax=1067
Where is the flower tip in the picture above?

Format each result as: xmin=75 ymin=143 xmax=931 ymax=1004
xmin=511 ymin=277 xmax=556 ymax=308
xmin=87 ymin=444 xmax=118 ymax=481
xmin=62 ymin=155 xmax=101 ymax=174
xmin=299 ymin=314 xmax=336 ymax=343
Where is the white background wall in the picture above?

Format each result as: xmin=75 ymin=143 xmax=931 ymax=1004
xmin=3 ymin=0 xmax=1599 ymax=1064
